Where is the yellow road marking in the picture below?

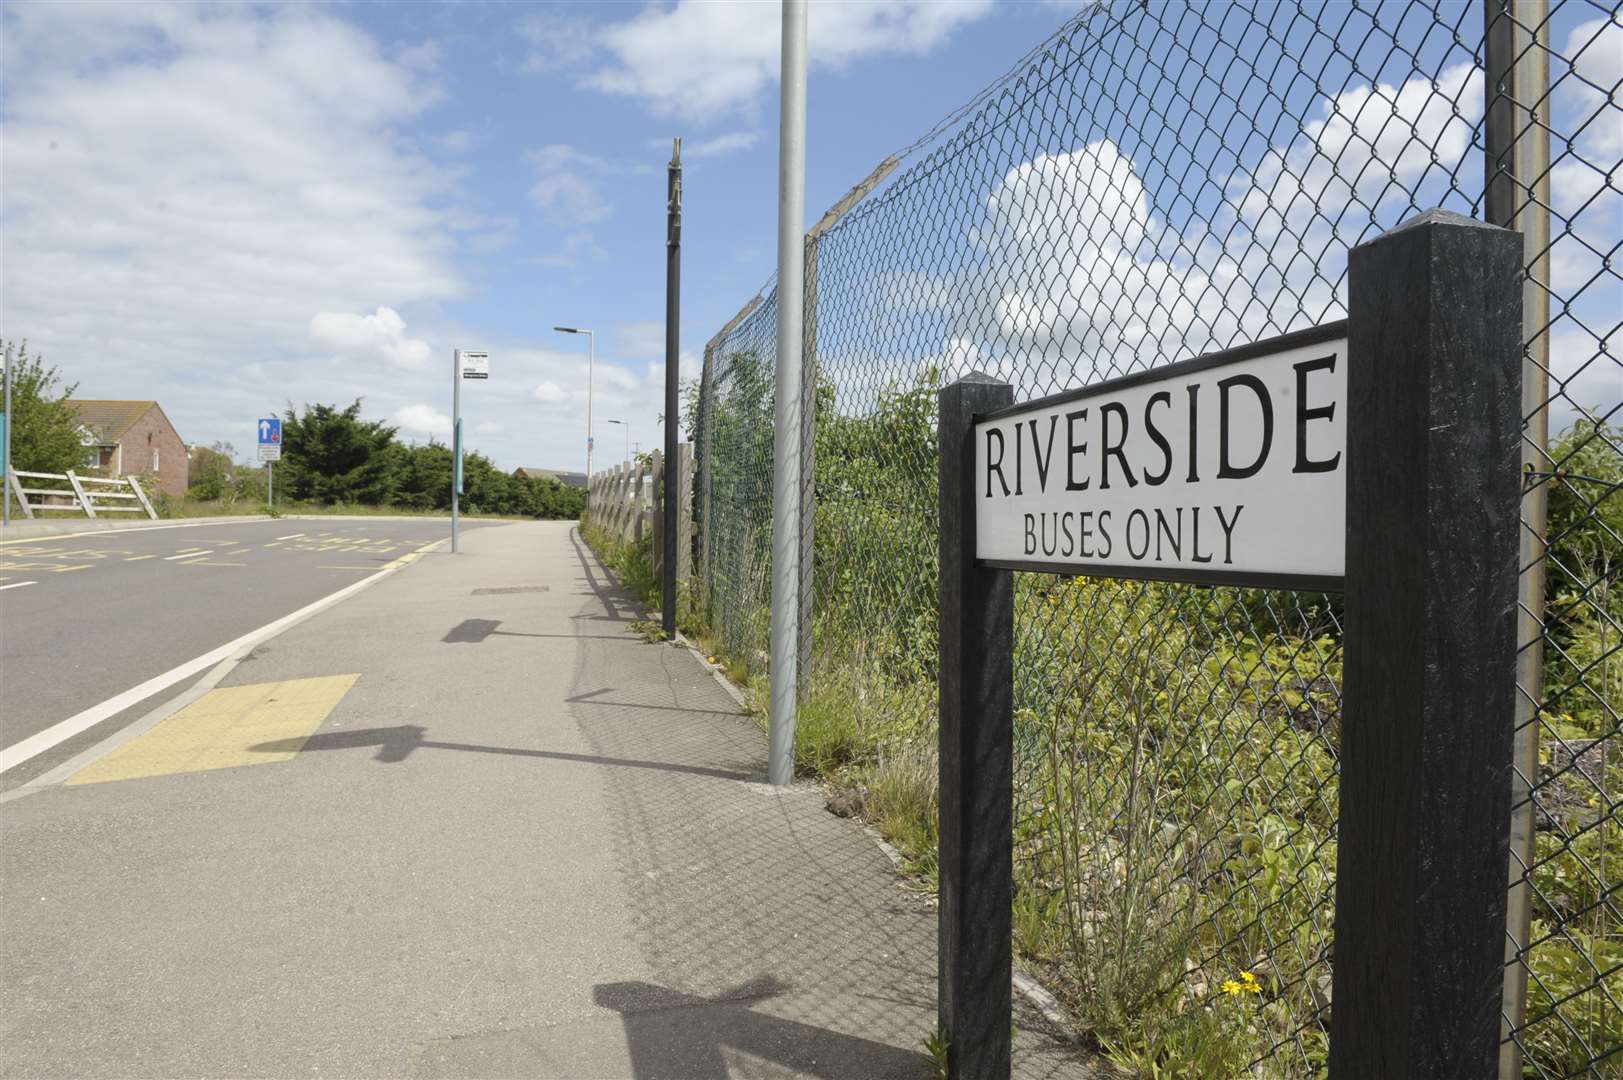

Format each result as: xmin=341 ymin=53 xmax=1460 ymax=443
xmin=125 ymin=554 xmax=156 ymax=561
xmin=226 ymin=548 xmax=252 ymax=556
xmin=196 ymin=560 xmax=247 ymax=567
xmin=66 ymin=675 xmax=361 ymax=785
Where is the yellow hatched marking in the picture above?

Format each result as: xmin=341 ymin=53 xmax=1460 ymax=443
xmin=176 ymin=556 xmax=210 ymax=564
xmin=67 ymin=675 xmax=361 ymax=785
xmin=125 ymin=554 xmax=156 ymax=561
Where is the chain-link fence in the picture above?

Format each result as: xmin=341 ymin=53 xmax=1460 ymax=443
xmin=692 ymin=1 xmax=1620 ymax=1076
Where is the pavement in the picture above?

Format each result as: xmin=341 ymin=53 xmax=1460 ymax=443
xmin=0 ymin=520 xmax=1096 ymax=1078
xmin=0 ymin=517 xmax=483 ymax=787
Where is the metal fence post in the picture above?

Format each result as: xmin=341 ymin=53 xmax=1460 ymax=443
xmin=1332 ymin=209 xmax=1523 ymax=1077
xmin=767 ymin=0 xmax=808 ymax=787
xmin=937 ymin=373 xmax=1013 ymax=1080
xmin=1484 ymin=4 xmax=1552 ymax=1069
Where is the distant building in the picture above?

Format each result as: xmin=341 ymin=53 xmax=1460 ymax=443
xmin=67 ymin=400 xmax=189 ymax=498
xmin=514 ymin=467 xmax=587 ymax=490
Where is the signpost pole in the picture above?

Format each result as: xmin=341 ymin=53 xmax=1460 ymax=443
xmin=1330 ymin=209 xmax=1523 ymax=1076
xmin=937 ymin=372 xmax=1014 ymax=1080
xmin=452 ymin=349 xmax=461 ymax=555
xmin=268 ymin=460 xmax=273 ymax=511
xmin=663 ymin=137 xmax=682 ymax=638
xmin=2 ymin=343 xmax=11 ymax=527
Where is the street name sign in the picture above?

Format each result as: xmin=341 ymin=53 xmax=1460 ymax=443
xmin=973 ymin=321 xmax=1347 ymax=591
xmin=257 ymin=417 xmax=282 ymax=462
xmin=457 ymin=349 xmax=489 ymax=380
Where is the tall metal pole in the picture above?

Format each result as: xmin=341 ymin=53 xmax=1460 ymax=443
xmin=451 ymin=348 xmax=461 ymax=554
xmin=663 ymin=137 xmax=683 ymax=638
xmin=594 ymin=328 xmax=600 ymax=506
xmin=1485 ymin=3 xmax=1551 ymax=1075
xmin=267 ymin=460 xmax=274 ymax=512
xmin=3 ymin=343 xmax=11 ymax=527
xmin=768 ymin=0 xmax=807 ymax=787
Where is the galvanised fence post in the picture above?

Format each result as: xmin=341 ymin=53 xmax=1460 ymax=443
xmin=1332 ymin=209 xmax=1524 ymax=1077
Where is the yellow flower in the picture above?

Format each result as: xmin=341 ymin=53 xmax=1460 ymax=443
xmin=707 ymin=655 xmax=718 ymax=664
xmin=1220 ymin=979 xmax=1242 ymax=996
xmin=1240 ymin=971 xmax=1258 ymax=984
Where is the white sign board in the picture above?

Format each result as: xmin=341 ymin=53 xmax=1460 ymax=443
xmin=457 ymin=349 xmax=489 ymax=380
xmin=974 ymin=323 xmax=1347 ymax=589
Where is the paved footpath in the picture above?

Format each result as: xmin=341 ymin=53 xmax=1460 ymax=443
xmin=0 ymin=521 xmax=1093 ymax=1079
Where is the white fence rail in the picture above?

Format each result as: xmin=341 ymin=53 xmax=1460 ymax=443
xmin=6 ymin=470 xmax=158 ymax=520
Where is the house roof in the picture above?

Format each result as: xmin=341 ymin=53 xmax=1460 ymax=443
xmin=65 ymin=400 xmax=158 ymax=443
xmin=514 ymin=467 xmax=588 ymax=489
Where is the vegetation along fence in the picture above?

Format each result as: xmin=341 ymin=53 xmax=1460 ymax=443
xmin=689 ymin=1 xmax=1619 ymax=1076
xmin=590 ymin=445 xmax=694 ymax=583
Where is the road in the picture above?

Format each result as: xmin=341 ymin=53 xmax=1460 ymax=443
xmin=0 ymin=517 xmax=478 ymax=784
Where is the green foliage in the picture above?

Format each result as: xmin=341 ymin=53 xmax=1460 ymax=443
xmin=1 ymin=340 xmax=84 ymax=476
xmin=278 ymin=401 xmax=402 ymax=506
xmin=693 ymin=392 xmax=1617 ymax=1078
xmin=1542 ymin=418 xmax=1622 ymax=737
xmin=251 ymin=399 xmax=585 ymax=519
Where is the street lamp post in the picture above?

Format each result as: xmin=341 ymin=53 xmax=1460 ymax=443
xmin=553 ymin=326 xmax=595 ymax=503
xmin=606 ymin=419 xmax=629 ymax=468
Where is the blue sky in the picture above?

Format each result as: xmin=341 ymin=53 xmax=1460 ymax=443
xmin=2 ymin=1 xmax=1615 ymax=477
xmin=0 ymin=0 xmax=1079 ymax=472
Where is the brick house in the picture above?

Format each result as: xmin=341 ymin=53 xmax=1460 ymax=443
xmin=514 ymin=467 xmax=587 ymax=489
xmin=66 ymin=400 xmax=189 ymax=498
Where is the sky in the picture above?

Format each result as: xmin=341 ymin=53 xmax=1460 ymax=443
xmin=0 ymin=0 xmax=1077 ymax=472
xmin=1 ymin=1 xmax=1616 ymax=476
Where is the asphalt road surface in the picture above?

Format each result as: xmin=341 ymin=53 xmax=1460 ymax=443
xmin=0 ymin=517 xmax=480 ymax=785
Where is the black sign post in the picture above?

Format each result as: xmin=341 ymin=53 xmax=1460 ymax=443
xmin=937 ymin=373 xmax=1014 ymax=1079
xmin=937 ymin=208 xmax=1521 ymax=1079
xmin=1332 ymin=209 xmax=1523 ymax=1076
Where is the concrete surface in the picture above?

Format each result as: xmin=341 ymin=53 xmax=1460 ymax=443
xmin=0 ymin=517 xmax=481 ymax=777
xmin=0 ymin=521 xmax=1099 ymax=1078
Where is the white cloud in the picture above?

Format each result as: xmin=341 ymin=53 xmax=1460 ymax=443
xmin=532 ymin=381 xmax=569 ymax=404
xmin=518 ymin=9 xmax=596 ymax=74
xmin=590 ymin=1 xmax=995 ymax=121
xmin=0 ymin=3 xmax=460 ymax=452
xmin=1559 ymin=17 xmax=1623 ymax=160
xmin=527 ymin=144 xmax=618 ymax=225
xmin=685 ymin=131 xmax=760 ymax=159
xmin=310 ymin=307 xmax=433 ymax=370
xmin=617 ymin=321 xmax=666 ymax=358
xmin=1229 ymin=62 xmax=1483 ymax=245
xmin=394 ymin=403 xmax=452 ymax=438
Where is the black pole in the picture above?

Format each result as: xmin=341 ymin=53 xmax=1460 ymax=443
xmin=663 ymin=139 xmax=682 ymax=637
xmin=1331 ymin=208 xmax=1523 ymax=1077
xmin=937 ymin=372 xmax=1014 ymax=1080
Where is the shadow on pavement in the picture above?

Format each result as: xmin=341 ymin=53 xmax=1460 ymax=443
xmin=571 ymin=527 xmax=635 ymax=622
xmin=249 ymin=726 xmax=757 ymax=781
xmin=592 ymin=976 xmax=929 ymax=1080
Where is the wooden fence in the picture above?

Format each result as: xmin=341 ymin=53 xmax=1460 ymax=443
xmin=586 ymin=443 xmax=693 ymax=582
xmin=6 ymin=470 xmax=158 ymax=519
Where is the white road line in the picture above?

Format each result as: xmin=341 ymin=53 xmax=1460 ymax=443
xmin=276 ymin=533 xmax=305 ymax=540
xmin=163 ymin=550 xmax=213 ymax=560
xmin=0 ymin=555 xmax=416 ymax=774
xmin=0 ymin=581 xmax=38 ymax=592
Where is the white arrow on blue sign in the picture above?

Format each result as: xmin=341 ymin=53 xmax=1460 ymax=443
xmin=257 ymin=417 xmax=282 ymax=461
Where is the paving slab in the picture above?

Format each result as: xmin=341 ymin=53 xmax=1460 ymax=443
xmin=0 ymin=520 xmax=1099 ymax=1078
